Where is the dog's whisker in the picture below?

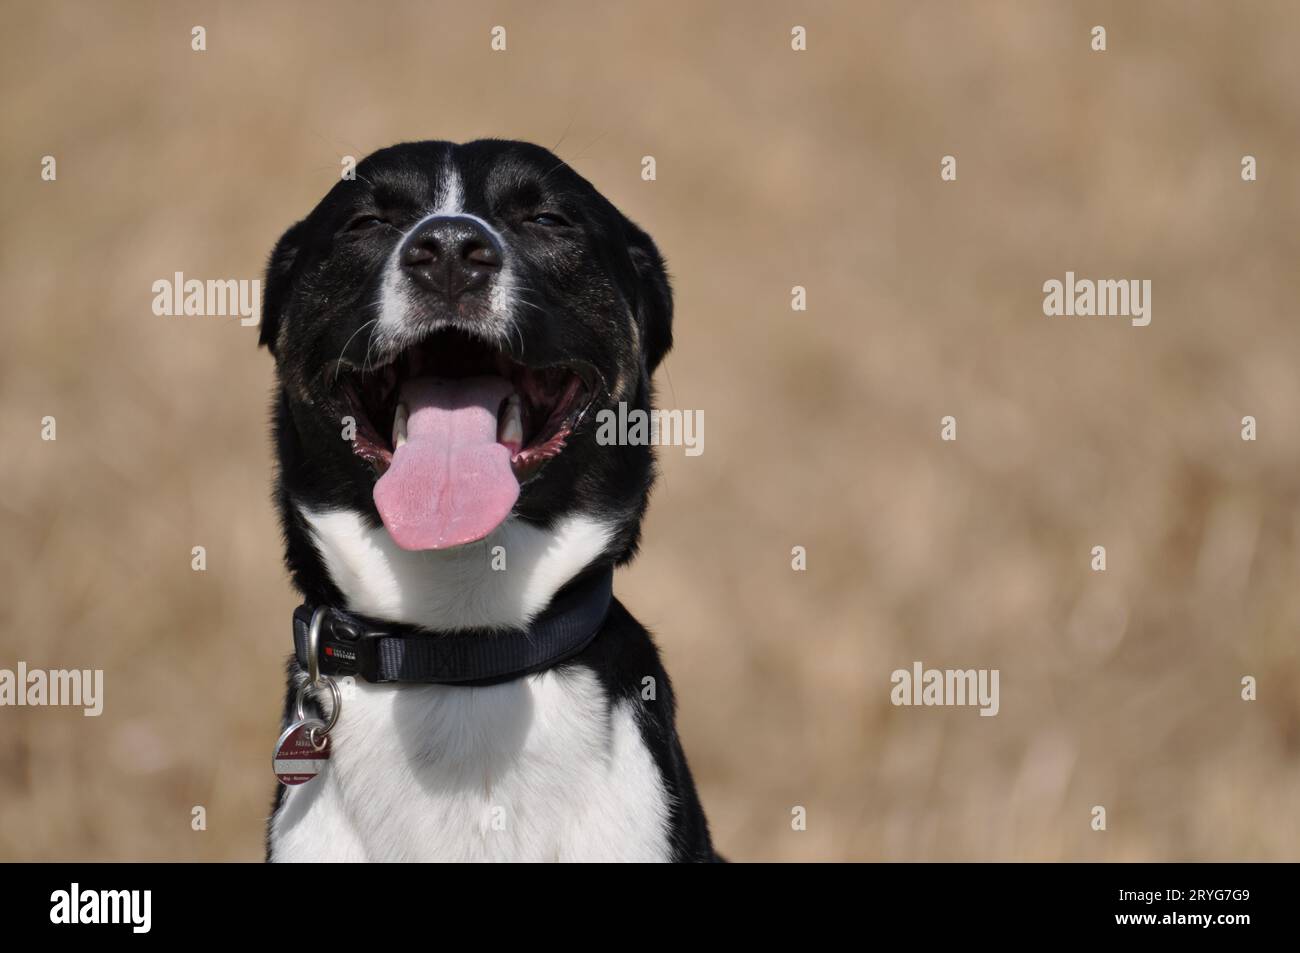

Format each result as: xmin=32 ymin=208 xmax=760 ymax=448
xmin=361 ymin=317 xmax=383 ymax=377
xmin=333 ymin=318 xmax=380 ymax=384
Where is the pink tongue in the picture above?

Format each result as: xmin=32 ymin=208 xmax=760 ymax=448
xmin=373 ymin=375 xmax=519 ymax=551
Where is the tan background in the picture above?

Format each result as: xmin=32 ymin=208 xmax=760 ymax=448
xmin=2 ymin=0 xmax=1299 ymax=861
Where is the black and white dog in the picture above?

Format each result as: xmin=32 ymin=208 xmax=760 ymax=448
xmin=258 ymin=140 xmax=717 ymax=861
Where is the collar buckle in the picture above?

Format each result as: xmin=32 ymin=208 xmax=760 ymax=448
xmin=317 ymin=608 xmax=379 ymax=681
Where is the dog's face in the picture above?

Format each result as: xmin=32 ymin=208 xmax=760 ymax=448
xmin=260 ymin=140 xmax=671 ymax=572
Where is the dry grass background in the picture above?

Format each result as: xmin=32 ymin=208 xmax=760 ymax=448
xmin=2 ymin=0 xmax=1299 ymax=861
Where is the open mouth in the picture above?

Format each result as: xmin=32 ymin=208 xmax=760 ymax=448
xmin=338 ymin=328 xmax=594 ymax=551
xmin=341 ymin=329 xmax=594 ymax=480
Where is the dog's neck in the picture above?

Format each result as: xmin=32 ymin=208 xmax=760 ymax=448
xmin=296 ymin=504 xmax=615 ymax=631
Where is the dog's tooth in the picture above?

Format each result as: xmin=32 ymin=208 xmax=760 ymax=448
xmin=498 ymin=394 xmax=523 ymax=449
xmin=393 ymin=402 xmax=408 ymax=449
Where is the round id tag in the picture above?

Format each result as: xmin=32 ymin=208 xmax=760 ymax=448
xmin=272 ymin=719 xmax=330 ymax=785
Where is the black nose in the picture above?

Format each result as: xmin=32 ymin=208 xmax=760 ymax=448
xmin=399 ymin=216 xmax=502 ymax=299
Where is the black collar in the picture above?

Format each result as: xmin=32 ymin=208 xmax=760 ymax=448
xmin=292 ymin=568 xmax=614 ymax=686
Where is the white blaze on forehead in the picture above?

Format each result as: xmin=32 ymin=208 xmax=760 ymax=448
xmin=433 ymin=156 xmax=463 ymax=215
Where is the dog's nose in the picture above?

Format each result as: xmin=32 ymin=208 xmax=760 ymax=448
xmin=399 ymin=216 xmax=502 ymax=299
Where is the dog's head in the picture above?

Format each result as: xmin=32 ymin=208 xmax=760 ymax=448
xmin=260 ymin=140 xmax=672 ymax=600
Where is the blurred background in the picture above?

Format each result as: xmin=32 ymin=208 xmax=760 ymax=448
xmin=2 ymin=0 xmax=1299 ymax=861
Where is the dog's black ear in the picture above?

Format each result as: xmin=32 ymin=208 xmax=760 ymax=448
xmin=260 ymin=219 xmax=306 ymax=354
xmin=624 ymin=222 xmax=673 ymax=374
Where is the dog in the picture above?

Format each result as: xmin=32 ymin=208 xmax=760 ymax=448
xmin=259 ymin=139 xmax=718 ymax=861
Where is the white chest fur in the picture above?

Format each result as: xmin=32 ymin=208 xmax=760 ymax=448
xmin=296 ymin=507 xmax=616 ymax=631
xmin=271 ymin=505 xmax=671 ymax=862
xmin=270 ymin=668 xmax=671 ymax=862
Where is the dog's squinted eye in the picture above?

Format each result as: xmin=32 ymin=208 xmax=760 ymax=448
xmin=345 ymin=214 xmax=390 ymax=232
xmin=527 ymin=212 xmax=570 ymax=228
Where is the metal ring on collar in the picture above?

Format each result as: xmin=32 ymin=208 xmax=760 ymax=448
xmin=294 ymin=676 xmax=341 ymax=737
xmin=306 ymin=605 xmax=328 ymax=686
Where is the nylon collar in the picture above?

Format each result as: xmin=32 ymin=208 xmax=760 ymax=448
xmin=292 ymin=567 xmax=614 ymax=685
